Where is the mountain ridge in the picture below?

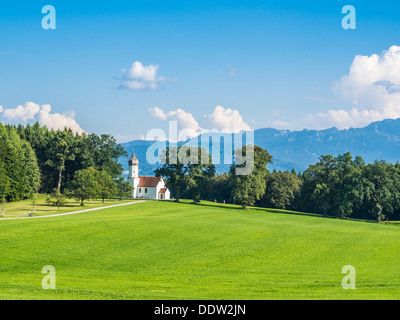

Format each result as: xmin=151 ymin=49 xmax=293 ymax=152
xmin=119 ymin=118 xmax=400 ymax=176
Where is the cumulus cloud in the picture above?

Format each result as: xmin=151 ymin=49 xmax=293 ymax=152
xmin=2 ymin=102 xmax=40 ymax=122
xmin=203 ymin=106 xmax=250 ymax=132
xmin=119 ymin=61 xmax=176 ymax=91
xmin=305 ymin=45 xmax=400 ymax=129
xmin=166 ymin=109 xmax=201 ymax=132
xmin=148 ymin=105 xmax=251 ymax=139
xmin=148 ymin=107 xmax=201 ymax=137
xmin=124 ymin=61 xmax=158 ymax=82
xmin=38 ymin=105 xmax=85 ymax=134
xmin=148 ymin=107 xmax=167 ymax=121
xmin=0 ymin=102 xmax=85 ymax=134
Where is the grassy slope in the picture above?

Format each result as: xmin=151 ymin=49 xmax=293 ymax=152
xmin=0 ymin=200 xmax=399 ymax=300
xmin=0 ymin=195 xmax=137 ymax=218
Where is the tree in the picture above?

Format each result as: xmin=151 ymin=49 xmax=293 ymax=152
xmin=45 ymin=129 xmax=77 ymax=193
xmin=21 ymin=140 xmax=41 ymax=197
xmin=3 ymin=127 xmax=26 ymax=201
xmin=335 ymin=153 xmax=365 ymax=218
xmin=115 ymin=177 xmax=134 ymax=200
xmin=363 ymin=161 xmax=400 ymax=222
xmin=0 ymin=124 xmax=42 ymax=201
xmin=155 ymin=146 xmax=189 ymax=202
xmin=17 ymin=122 xmax=127 ymax=195
xmin=262 ymin=171 xmax=302 ymax=210
xmin=301 ymin=155 xmax=339 ymax=216
xmin=95 ymin=170 xmax=117 ymax=203
xmin=229 ymin=145 xmax=272 ymax=209
xmin=86 ymin=133 xmax=127 ymax=178
xmin=0 ymin=161 xmax=9 ymax=215
xmin=46 ymin=188 xmax=68 ymax=210
xmin=30 ymin=193 xmax=38 ymax=213
xmin=185 ymin=147 xmax=215 ymax=204
xmin=69 ymin=167 xmax=99 ymax=206
xmin=300 ymin=153 xmax=366 ymax=219
xmin=199 ymin=174 xmax=231 ymax=203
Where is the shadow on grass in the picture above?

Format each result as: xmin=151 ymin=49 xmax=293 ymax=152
xmin=173 ymin=199 xmax=386 ymax=225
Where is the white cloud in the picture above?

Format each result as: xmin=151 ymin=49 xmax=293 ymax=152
xmin=119 ymin=61 xmax=176 ymax=91
xmin=203 ymin=105 xmax=250 ymax=132
xmin=0 ymin=106 xmax=3 ymax=113
xmin=0 ymin=102 xmax=85 ymax=134
xmin=124 ymin=61 xmax=158 ymax=82
xmin=305 ymin=45 xmax=400 ymax=129
xmin=304 ymin=108 xmax=383 ymax=130
xmin=39 ymin=105 xmax=85 ymax=134
xmin=148 ymin=107 xmax=201 ymax=140
xmin=2 ymin=102 xmax=40 ymax=122
xmin=148 ymin=105 xmax=251 ymax=139
xmin=148 ymin=107 xmax=167 ymax=121
xmin=166 ymin=108 xmax=201 ymax=133
xmin=122 ymin=80 xmax=157 ymax=91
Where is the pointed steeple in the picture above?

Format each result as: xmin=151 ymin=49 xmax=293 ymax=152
xmin=129 ymin=148 xmax=139 ymax=166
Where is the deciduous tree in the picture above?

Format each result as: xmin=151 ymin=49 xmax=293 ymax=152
xmin=229 ymin=145 xmax=272 ymax=209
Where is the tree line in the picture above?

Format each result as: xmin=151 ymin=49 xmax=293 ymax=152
xmin=2 ymin=121 xmax=399 ymax=222
xmin=0 ymin=122 xmax=133 ymax=207
xmin=156 ymin=145 xmax=400 ymax=222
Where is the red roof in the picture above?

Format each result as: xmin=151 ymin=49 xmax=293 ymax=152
xmin=159 ymin=188 xmax=167 ymax=193
xmin=138 ymin=176 xmax=162 ymax=187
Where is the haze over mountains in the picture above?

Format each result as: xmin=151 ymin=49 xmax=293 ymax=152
xmin=119 ymin=118 xmax=400 ymax=176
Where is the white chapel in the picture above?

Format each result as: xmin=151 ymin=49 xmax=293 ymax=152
xmin=128 ymin=149 xmax=170 ymax=200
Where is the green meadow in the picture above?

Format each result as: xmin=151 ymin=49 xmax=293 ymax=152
xmin=0 ymin=195 xmax=137 ymax=218
xmin=0 ymin=200 xmax=399 ymax=300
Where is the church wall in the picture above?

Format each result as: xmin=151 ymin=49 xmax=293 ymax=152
xmin=164 ymin=189 xmax=171 ymax=200
xmin=137 ymin=186 xmax=157 ymax=199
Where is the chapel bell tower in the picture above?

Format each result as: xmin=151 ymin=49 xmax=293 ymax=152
xmin=129 ymin=149 xmax=139 ymax=179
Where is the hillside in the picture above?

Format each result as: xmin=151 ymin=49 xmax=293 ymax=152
xmin=0 ymin=201 xmax=399 ymax=299
xmin=119 ymin=118 xmax=400 ymax=175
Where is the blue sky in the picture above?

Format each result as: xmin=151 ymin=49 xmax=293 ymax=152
xmin=1 ymin=0 xmax=400 ymax=141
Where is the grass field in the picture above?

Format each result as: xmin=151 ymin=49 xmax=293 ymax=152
xmin=0 ymin=195 xmax=137 ymax=218
xmin=0 ymin=200 xmax=399 ymax=300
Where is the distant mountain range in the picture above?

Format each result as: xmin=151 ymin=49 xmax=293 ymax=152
xmin=119 ymin=118 xmax=400 ymax=176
